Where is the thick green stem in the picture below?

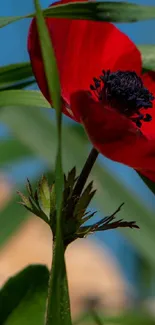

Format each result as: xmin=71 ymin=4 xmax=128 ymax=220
xmin=44 ymin=240 xmax=71 ymax=325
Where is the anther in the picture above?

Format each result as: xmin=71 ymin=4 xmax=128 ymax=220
xmin=90 ymin=70 xmax=154 ymax=128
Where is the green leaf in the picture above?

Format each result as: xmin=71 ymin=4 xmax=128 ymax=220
xmin=3 ymin=79 xmax=35 ymax=91
xmin=43 ymin=1 xmax=155 ymax=22
xmin=0 ymin=265 xmax=49 ymax=325
xmin=66 ymin=167 xmax=77 ymax=191
xmin=138 ymin=45 xmax=155 ymax=71
xmin=38 ymin=176 xmax=51 ymax=217
xmin=0 ymin=16 xmax=24 ymax=28
xmin=17 ymin=177 xmax=51 ymax=224
xmin=0 ymin=172 xmax=55 ymax=248
xmin=17 ymin=190 xmax=33 ymax=209
xmin=2 ymin=1 xmax=155 ymax=29
xmin=74 ymin=181 xmax=96 ymax=219
xmin=0 ymin=90 xmax=50 ymax=108
xmin=0 ymin=62 xmax=33 ymax=90
xmin=50 ymin=184 xmax=56 ymax=219
xmin=34 ymin=1 xmax=71 ymax=325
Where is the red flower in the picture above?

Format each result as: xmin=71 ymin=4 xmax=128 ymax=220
xmin=28 ymin=0 xmax=155 ymax=181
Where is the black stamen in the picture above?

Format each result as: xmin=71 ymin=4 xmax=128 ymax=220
xmin=90 ymin=70 xmax=154 ymax=128
xmin=90 ymin=84 xmax=96 ymax=91
xmin=143 ymin=113 xmax=152 ymax=122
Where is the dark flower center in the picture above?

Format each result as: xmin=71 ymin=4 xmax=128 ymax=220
xmin=90 ymin=70 xmax=154 ymax=128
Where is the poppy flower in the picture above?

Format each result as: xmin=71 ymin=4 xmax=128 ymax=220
xmin=28 ymin=0 xmax=155 ymax=181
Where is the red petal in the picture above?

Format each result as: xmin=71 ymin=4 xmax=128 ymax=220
xmin=28 ymin=0 xmax=141 ymax=119
xmin=142 ymin=71 xmax=155 ymax=95
xmin=71 ymin=90 xmax=155 ymax=180
xmin=139 ymin=170 xmax=155 ymax=182
xmin=28 ymin=18 xmax=77 ymax=120
xmin=141 ymin=71 xmax=155 ymax=139
xmin=53 ymin=19 xmax=141 ymax=102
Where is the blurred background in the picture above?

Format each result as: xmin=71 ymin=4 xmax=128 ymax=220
xmin=0 ymin=0 xmax=155 ymax=323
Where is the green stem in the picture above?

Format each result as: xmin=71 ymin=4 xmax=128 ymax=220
xmin=73 ymin=147 xmax=99 ymax=198
xmin=44 ymin=239 xmax=55 ymax=325
xmin=44 ymin=240 xmax=71 ymax=325
xmin=66 ymin=147 xmax=99 ymax=221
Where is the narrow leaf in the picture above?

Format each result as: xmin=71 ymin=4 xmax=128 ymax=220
xmin=74 ymin=181 xmax=95 ymax=218
xmin=34 ymin=2 xmax=71 ymax=325
xmin=43 ymin=1 xmax=155 ymax=22
xmin=0 ymin=16 xmax=23 ymax=28
xmin=3 ymin=79 xmax=35 ymax=91
xmin=0 ymin=62 xmax=33 ymax=89
xmin=0 ymin=173 xmax=54 ymax=248
xmin=67 ymin=167 xmax=76 ymax=190
xmin=0 ymin=90 xmax=50 ymax=108
xmin=50 ymin=184 xmax=56 ymax=219
xmin=2 ymin=1 xmax=155 ymax=29
xmin=17 ymin=191 xmax=32 ymax=210
xmin=26 ymin=179 xmax=33 ymax=197
xmin=38 ymin=176 xmax=51 ymax=217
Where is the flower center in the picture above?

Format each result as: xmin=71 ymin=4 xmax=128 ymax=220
xmin=90 ymin=70 xmax=154 ymax=128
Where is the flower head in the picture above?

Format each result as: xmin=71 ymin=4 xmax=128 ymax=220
xmin=28 ymin=0 xmax=155 ymax=181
